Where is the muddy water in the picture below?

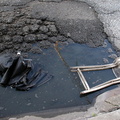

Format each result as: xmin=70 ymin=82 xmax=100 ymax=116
xmin=0 ymin=40 xmax=118 ymax=118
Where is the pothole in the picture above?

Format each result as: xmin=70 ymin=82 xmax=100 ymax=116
xmin=0 ymin=0 xmax=119 ymax=118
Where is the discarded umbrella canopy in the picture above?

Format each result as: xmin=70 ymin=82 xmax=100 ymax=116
xmin=0 ymin=53 xmax=53 ymax=91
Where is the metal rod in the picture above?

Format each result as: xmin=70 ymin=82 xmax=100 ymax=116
xmin=70 ymin=63 xmax=116 ymax=72
xmin=77 ymin=68 xmax=90 ymax=90
xmin=80 ymin=77 xmax=120 ymax=94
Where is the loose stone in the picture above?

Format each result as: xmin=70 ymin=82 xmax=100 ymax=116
xmin=108 ymin=48 xmax=113 ymax=53
xmin=25 ymin=19 xmax=31 ymax=24
xmin=30 ymin=46 xmax=42 ymax=54
xmin=13 ymin=20 xmax=25 ymax=28
xmin=108 ymin=54 xmax=118 ymax=59
xmin=23 ymin=26 xmax=30 ymax=34
xmin=67 ymin=38 xmax=74 ymax=43
xmin=0 ymin=24 xmax=8 ymax=34
xmin=24 ymin=34 xmax=37 ymax=43
xmin=30 ymin=19 xmax=37 ymax=25
xmin=0 ymin=44 xmax=5 ymax=52
xmin=3 ymin=35 xmax=11 ymax=42
xmin=103 ymin=58 xmax=109 ymax=63
xmin=5 ymin=17 xmax=14 ymax=24
xmin=36 ymin=20 xmax=42 ymax=25
xmin=4 ymin=42 xmax=13 ymax=49
xmin=30 ymin=24 xmax=39 ymax=33
xmin=39 ymin=40 xmax=52 ymax=48
xmin=56 ymin=35 xmax=67 ymax=42
xmin=7 ymin=27 xmax=17 ymax=36
xmin=36 ymin=34 xmax=48 ymax=41
xmin=16 ymin=28 xmax=23 ymax=35
xmin=102 ymin=41 xmax=107 ymax=48
xmin=39 ymin=25 xmax=49 ymax=33
xmin=47 ymin=24 xmax=58 ymax=33
xmin=14 ymin=45 xmax=20 ymax=50
xmin=12 ymin=35 xmax=23 ymax=43
xmin=0 ymin=36 xmax=3 ymax=43
xmin=21 ymin=43 xmax=32 ymax=52
xmin=44 ymin=21 xmax=55 ymax=25
xmin=48 ymin=36 xmax=58 ymax=43
xmin=67 ymin=32 xmax=71 ymax=37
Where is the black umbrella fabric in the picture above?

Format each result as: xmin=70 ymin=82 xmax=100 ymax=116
xmin=0 ymin=54 xmax=53 ymax=91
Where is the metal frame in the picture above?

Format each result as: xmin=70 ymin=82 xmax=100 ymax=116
xmin=70 ymin=57 xmax=120 ymax=95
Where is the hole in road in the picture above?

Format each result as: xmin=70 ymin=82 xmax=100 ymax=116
xmin=0 ymin=40 xmax=119 ymax=118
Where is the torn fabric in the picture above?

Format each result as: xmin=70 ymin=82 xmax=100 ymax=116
xmin=0 ymin=53 xmax=53 ymax=91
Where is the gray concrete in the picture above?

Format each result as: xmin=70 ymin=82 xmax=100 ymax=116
xmin=94 ymin=87 xmax=120 ymax=113
xmin=78 ymin=0 xmax=120 ymax=50
xmin=89 ymin=109 xmax=120 ymax=120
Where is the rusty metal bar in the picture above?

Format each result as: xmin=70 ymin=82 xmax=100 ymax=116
xmin=77 ymin=68 xmax=90 ymax=90
xmin=70 ymin=57 xmax=120 ymax=95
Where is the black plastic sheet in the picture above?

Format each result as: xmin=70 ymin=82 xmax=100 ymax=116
xmin=0 ymin=53 xmax=53 ymax=91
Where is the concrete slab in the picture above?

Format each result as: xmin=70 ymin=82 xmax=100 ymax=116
xmin=94 ymin=87 xmax=120 ymax=112
xmin=88 ymin=109 xmax=120 ymax=120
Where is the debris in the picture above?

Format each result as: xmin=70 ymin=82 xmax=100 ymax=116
xmin=70 ymin=57 xmax=120 ymax=94
xmin=27 ymin=103 xmax=31 ymax=106
xmin=108 ymin=54 xmax=117 ymax=59
xmin=0 ymin=53 xmax=53 ymax=91
xmin=35 ymin=94 xmax=39 ymax=98
xmin=108 ymin=48 xmax=113 ymax=53
xmin=103 ymin=58 xmax=109 ymax=63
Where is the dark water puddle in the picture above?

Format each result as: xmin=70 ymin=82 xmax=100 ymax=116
xmin=0 ymin=40 xmax=118 ymax=118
